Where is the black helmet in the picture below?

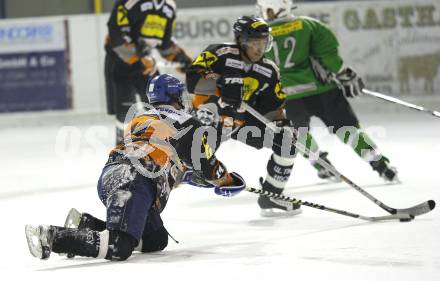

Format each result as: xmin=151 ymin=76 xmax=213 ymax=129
xmin=233 ymin=16 xmax=273 ymax=58
xmin=233 ymin=16 xmax=271 ymax=42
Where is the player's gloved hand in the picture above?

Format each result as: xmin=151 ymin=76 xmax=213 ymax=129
xmin=162 ymin=44 xmax=193 ymax=73
xmin=336 ymin=67 xmax=365 ymax=98
xmin=213 ymin=172 xmax=246 ymax=197
xmin=217 ymin=72 xmax=244 ymax=110
xmin=207 ymin=161 xmax=234 ymax=187
xmin=139 ymin=57 xmax=157 ymax=76
xmin=173 ymin=49 xmax=193 ymax=73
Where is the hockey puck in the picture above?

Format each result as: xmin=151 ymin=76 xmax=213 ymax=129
xmin=399 ymin=215 xmax=415 ymax=222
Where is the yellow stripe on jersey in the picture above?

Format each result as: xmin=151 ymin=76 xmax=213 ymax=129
xmin=271 ymin=20 xmax=303 ymax=37
xmin=141 ymin=14 xmax=168 ymax=38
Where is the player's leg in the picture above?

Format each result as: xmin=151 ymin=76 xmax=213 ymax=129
xmin=96 ymin=163 xmax=159 ymax=259
xmin=135 ymin=208 xmax=169 ymax=253
xmin=25 ymin=224 xmax=137 ymax=261
xmin=104 ymin=53 xmax=138 ymax=144
xmin=233 ymin=116 xmax=300 ymax=216
xmin=26 ymin=164 xmax=158 ymax=260
xmin=65 ymin=203 xmax=169 ymax=254
xmin=285 ymin=97 xmax=338 ymax=179
xmin=318 ymin=89 xmax=398 ymax=181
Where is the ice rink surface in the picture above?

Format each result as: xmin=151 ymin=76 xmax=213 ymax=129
xmin=1 ymin=106 xmax=439 ymax=280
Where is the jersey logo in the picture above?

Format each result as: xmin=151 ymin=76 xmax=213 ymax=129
xmin=117 ymin=5 xmax=129 ymax=26
xmin=193 ymin=51 xmax=218 ymax=68
xmin=157 ymin=106 xmax=192 ymax=125
xmin=225 ymin=58 xmax=244 ymax=70
xmin=253 ymin=64 xmax=272 ymax=78
xmin=262 ymin=58 xmax=281 ymax=79
xmin=274 ymin=82 xmax=286 ymax=100
xmin=216 ymin=46 xmax=239 ymax=56
xmin=271 ymin=21 xmax=303 ymax=37
xmin=141 ymin=14 xmax=168 ymax=38
xmin=242 ymin=77 xmax=260 ymax=101
xmin=224 ymin=77 xmax=243 ymax=84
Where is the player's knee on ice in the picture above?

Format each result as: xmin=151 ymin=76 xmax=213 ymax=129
xmin=140 ymin=226 xmax=168 ymax=253
xmin=105 ymin=230 xmax=137 ymax=261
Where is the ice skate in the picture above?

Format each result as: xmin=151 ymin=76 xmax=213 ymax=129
xmin=258 ymin=178 xmax=302 ymax=217
xmin=25 ymin=224 xmax=56 ymax=260
xmin=371 ymin=157 xmax=399 ymax=183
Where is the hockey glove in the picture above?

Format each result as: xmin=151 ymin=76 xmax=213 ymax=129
xmin=217 ymin=72 xmax=244 ymax=110
xmin=336 ymin=67 xmax=365 ymax=98
xmin=162 ymin=44 xmax=193 ymax=73
xmin=207 ymin=161 xmax=234 ymax=187
xmin=213 ymin=172 xmax=246 ymax=197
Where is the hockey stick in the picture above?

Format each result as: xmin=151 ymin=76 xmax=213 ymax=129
xmin=242 ymin=103 xmax=436 ymax=218
xmin=246 ymin=187 xmax=412 ymax=222
xmin=362 ymin=89 xmax=440 ymax=119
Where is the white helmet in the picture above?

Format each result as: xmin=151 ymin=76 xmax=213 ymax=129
xmin=256 ymin=0 xmax=293 ymax=21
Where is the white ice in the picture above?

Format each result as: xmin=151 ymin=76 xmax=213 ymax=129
xmin=1 ymin=102 xmax=439 ymax=281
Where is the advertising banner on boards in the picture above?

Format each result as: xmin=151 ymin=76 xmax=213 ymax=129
xmin=0 ymin=19 xmax=71 ymax=113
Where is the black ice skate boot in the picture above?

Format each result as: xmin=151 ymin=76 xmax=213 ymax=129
xmin=25 ymin=225 xmax=56 ymax=260
xmin=311 ymin=152 xmax=341 ymax=181
xmin=64 ymin=208 xmax=106 ymax=258
xmin=257 ymin=178 xmax=302 ymax=217
xmin=64 ymin=208 xmax=106 ymax=231
xmin=370 ymin=157 xmax=399 ymax=182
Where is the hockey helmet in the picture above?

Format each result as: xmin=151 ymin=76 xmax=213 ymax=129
xmin=147 ymin=74 xmax=185 ymax=106
xmin=233 ymin=16 xmax=273 ymax=62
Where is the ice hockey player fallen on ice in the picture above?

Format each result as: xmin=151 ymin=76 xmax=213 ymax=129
xmin=25 ymin=74 xmax=244 ymax=261
xmin=256 ymin=0 xmax=398 ymax=182
xmin=186 ymin=15 xmax=302 ymax=217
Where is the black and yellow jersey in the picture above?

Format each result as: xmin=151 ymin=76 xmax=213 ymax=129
xmin=186 ymin=43 xmax=286 ymax=116
xmin=107 ymin=0 xmax=177 ymax=62
xmin=108 ymin=0 xmax=176 ymax=49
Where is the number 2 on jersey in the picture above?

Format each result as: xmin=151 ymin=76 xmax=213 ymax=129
xmin=272 ymin=36 xmax=296 ymax=68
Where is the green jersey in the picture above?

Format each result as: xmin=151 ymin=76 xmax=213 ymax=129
xmin=266 ymin=16 xmax=343 ymax=100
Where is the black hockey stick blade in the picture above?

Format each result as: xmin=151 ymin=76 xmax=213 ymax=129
xmin=395 ymin=200 xmax=436 ymax=217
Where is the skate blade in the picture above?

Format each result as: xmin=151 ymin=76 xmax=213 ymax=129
xmin=25 ymin=225 xmax=43 ymax=259
xmin=260 ymin=208 xmax=303 ymax=218
xmin=64 ymin=208 xmax=81 ymax=228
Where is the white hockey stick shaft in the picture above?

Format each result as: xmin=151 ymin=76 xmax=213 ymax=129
xmin=362 ymin=89 xmax=440 ymax=118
